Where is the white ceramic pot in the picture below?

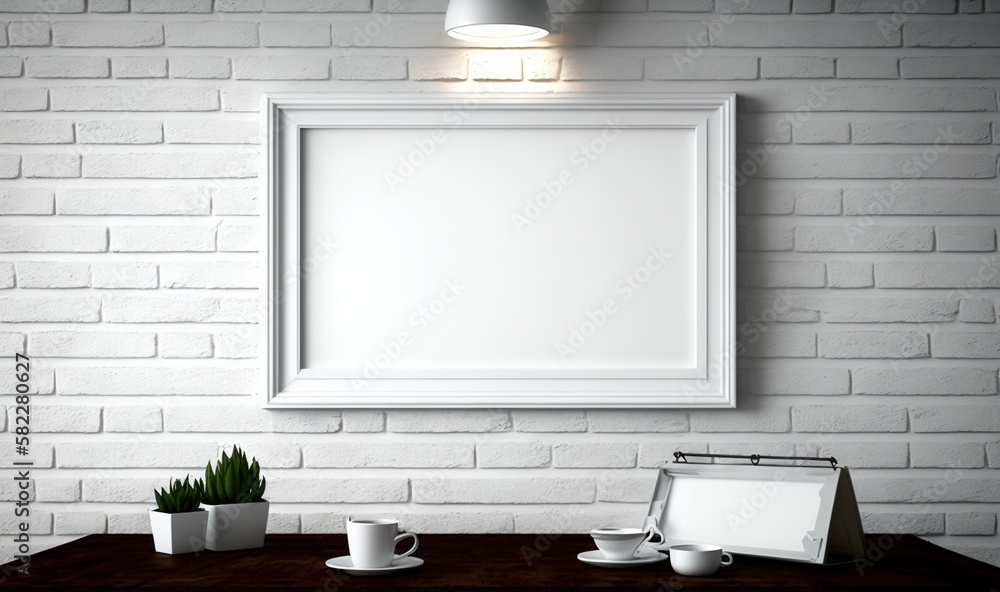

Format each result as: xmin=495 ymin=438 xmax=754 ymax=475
xmin=149 ymin=509 xmax=207 ymax=555
xmin=204 ymin=501 xmax=269 ymax=551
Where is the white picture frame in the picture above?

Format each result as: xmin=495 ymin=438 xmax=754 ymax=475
xmin=263 ymin=93 xmax=736 ymax=408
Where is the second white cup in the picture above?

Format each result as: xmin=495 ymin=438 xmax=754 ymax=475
xmin=346 ymin=517 xmax=419 ymax=568
xmin=668 ymin=543 xmax=733 ymax=576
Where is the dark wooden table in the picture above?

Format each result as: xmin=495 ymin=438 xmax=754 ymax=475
xmin=2 ymin=534 xmax=998 ymax=591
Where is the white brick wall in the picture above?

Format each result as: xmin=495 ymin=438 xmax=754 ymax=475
xmin=0 ymin=1 xmax=998 ymax=568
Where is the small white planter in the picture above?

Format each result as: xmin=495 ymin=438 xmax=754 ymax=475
xmin=204 ymin=500 xmax=269 ymax=552
xmin=149 ymin=509 xmax=207 ymax=555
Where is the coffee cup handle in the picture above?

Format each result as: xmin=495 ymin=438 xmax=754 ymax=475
xmin=720 ymin=551 xmax=734 ymax=567
xmin=393 ymin=532 xmax=419 ymax=560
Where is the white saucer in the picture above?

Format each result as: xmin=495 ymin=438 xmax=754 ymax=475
xmin=325 ymin=555 xmax=424 ymax=576
xmin=577 ymin=548 xmax=668 ymax=568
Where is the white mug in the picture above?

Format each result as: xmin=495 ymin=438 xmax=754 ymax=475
xmin=591 ymin=527 xmax=657 ymax=561
xmin=346 ymin=517 xmax=419 ymax=568
xmin=669 ymin=544 xmax=734 ymax=576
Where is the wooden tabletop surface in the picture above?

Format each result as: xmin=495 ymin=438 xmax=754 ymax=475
xmin=2 ymin=533 xmax=998 ymax=591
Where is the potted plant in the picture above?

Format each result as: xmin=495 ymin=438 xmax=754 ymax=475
xmin=149 ymin=476 xmax=207 ymax=555
xmin=202 ymin=446 xmax=269 ymax=552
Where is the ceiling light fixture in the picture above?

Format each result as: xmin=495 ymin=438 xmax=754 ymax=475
xmin=445 ymin=0 xmax=552 ymax=43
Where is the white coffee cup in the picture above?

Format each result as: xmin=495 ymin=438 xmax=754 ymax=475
xmin=346 ymin=517 xmax=419 ymax=568
xmin=590 ymin=527 xmax=656 ymax=561
xmin=668 ymin=544 xmax=733 ymax=576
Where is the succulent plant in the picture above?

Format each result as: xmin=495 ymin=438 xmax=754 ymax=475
xmin=202 ymin=446 xmax=266 ymax=505
xmin=154 ymin=476 xmax=204 ymax=514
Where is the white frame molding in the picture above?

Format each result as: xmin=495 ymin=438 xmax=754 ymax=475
xmin=263 ymin=93 xmax=736 ymax=409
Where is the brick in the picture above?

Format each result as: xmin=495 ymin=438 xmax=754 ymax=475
xmin=409 ymin=54 xmax=468 ymax=81
xmin=265 ymin=0 xmax=371 ymax=10
xmin=0 ymin=332 xmax=24 ymax=353
xmin=746 ymin=367 xmax=849 ymax=395
xmin=599 ymin=477 xmax=656 ymax=502
xmin=102 ymin=295 xmax=256 ymax=322
xmin=741 ymin=294 xmax=819 ymax=323
xmin=796 ymin=226 xmax=933 ymax=252
xmin=0 ymin=87 xmax=47 ymax=111
xmin=961 ymin=0 xmax=985 ymax=11
xmin=170 ymin=56 xmax=231 ymax=79
xmin=224 ymin=442 xmax=301 ymax=468
xmin=745 ymin=86 xmax=996 ymax=112
xmin=111 ymin=225 xmax=216 ymax=252
xmin=553 ymin=443 xmax=636 ymax=468
xmin=59 ymin=187 xmax=210 ymax=215
xmin=837 ymin=56 xmax=898 ymax=78
xmin=76 ymin=120 xmax=163 ymax=144
xmin=740 ymin=116 xmax=792 ymax=144
xmin=342 ymin=410 xmax=384 ymax=433
xmin=166 ymin=120 xmax=259 ymax=145
xmin=39 ymin=480 xmax=79 ymax=504
xmin=267 ymin=514 xmax=300 ymax=534
xmin=394 ymin=512 xmax=513 ymax=535
xmin=739 ymin=261 xmax=825 ymax=288
xmin=31 ymin=331 xmax=155 ymax=358
xmin=90 ymin=0 xmax=129 ymax=11
xmin=267 ymin=479 xmax=407 ymax=503
xmin=947 ymin=512 xmax=997 ymax=535
xmin=0 ymin=366 xmax=53 ymax=393
xmin=59 ymin=367 xmax=256 ymax=395
xmin=821 ymin=330 xmax=928 ymax=359
xmin=53 ymin=22 xmax=163 ymax=47
xmin=822 ymin=298 xmax=956 ymax=323
xmin=55 ymin=513 xmax=106 ymax=535
xmin=469 ymin=55 xmax=522 ymax=81
xmin=717 ymin=0 xmax=789 ymax=11
xmin=856 ymin=478 xmax=1000 ymax=503
xmin=0 ymin=155 xmax=20 ymax=178
xmin=639 ymin=442 xmax=708 ymax=467
xmin=513 ymin=410 xmax=587 ymax=432
xmin=0 ymin=296 xmax=100 ymax=322
xmin=233 ymin=56 xmax=328 ymax=79
xmin=133 ymin=0 xmax=213 ymax=11
xmin=262 ymin=22 xmax=331 ymax=46
xmin=218 ymin=0 xmax=265 ymax=10
xmin=742 ymin=332 xmax=816 ymax=358
xmin=853 ymin=121 xmax=992 ymax=144
xmin=0 ymin=443 xmax=51 ymax=468
xmin=0 ymin=189 xmax=47 ymax=217
xmin=334 ymin=56 xmax=407 ymax=80
xmin=332 ymin=20 xmax=454 ymax=48
xmin=16 ymin=262 xmax=89 ymax=288
xmin=826 ymin=261 xmax=872 ymax=288
xmin=741 ymin=223 xmax=793 ymax=251
xmin=62 ymin=442 xmax=218 ymax=468
xmin=0 ymin=57 xmax=21 ymax=76
xmin=588 ymin=410 xmax=688 ymax=432
xmin=104 ymin=406 xmax=162 ymax=432
xmin=714 ymin=21 xmax=899 ymax=47
xmin=938 ymin=226 xmax=995 ymax=252
xmin=91 ymin=262 xmax=158 ymax=289
xmin=30 ymin=405 xmax=101 ymax=432
xmin=876 ymin=261 xmax=1000 ymax=288
xmin=646 ymin=56 xmax=756 ymax=80
xmin=959 ymin=299 xmax=995 ymax=323
xmin=513 ymin=508 xmax=644 ymax=534
xmin=166 ymin=406 xmax=340 ymax=432
xmin=85 ymin=152 xmax=255 ymax=178
xmin=769 ymin=152 xmax=996 ymax=178
xmin=818 ymin=442 xmax=909 ymax=468
xmin=649 ymin=0 xmax=713 ymax=9
xmin=861 ymin=512 xmax=944 ymax=535
xmin=165 ymin=22 xmax=259 ymax=47
xmin=856 ymin=367 xmax=996 ymax=396
xmin=523 ymin=55 xmax=560 ymax=81
xmin=213 ymin=187 xmax=258 ymax=215
xmin=214 ymin=333 xmax=256 ymax=358
xmin=596 ymin=22 xmax=705 ymax=47
xmin=85 ymin=478 xmax=165 ymax=502
xmin=762 ymin=57 xmax=834 ymax=79
xmin=905 ymin=22 xmax=1000 ymax=47
xmin=794 ymin=121 xmax=849 ymax=144
xmin=388 ymin=410 xmax=510 ymax=432
xmin=0 ymin=264 xmax=11 ymax=289
xmin=159 ymin=333 xmax=212 ymax=358
xmin=23 ymin=153 xmax=80 ymax=178
xmin=0 ymin=225 xmax=106 ymax=252
xmin=844 ymin=186 xmax=1000 ymax=216
xmin=691 ymin=407 xmax=791 ymax=432
xmin=219 ymin=223 xmax=255 ymax=250
xmin=107 ymin=513 xmax=150 ymax=534
xmin=374 ymin=0 xmax=447 ymax=10
xmin=413 ymin=478 xmax=594 ymax=504
xmin=794 ymin=404 xmax=908 ymax=432
xmin=9 ymin=21 xmax=50 ymax=46
xmin=911 ymin=442 xmax=985 ymax=468
xmin=477 ymin=442 xmax=550 ymax=468
xmin=304 ymin=443 xmax=473 ymax=468
xmin=903 ymin=56 xmax=1000 ymax=79
xmin=839 ymin=0 xmax=954 ymax=10
xmin=26 ymin=56 xmax=107 ymax=78
xmin=113 ymin=56 xmax=167 ymax=78
xmin=51 ymin=86 xmax=218 ymax=111
xmin=911 ymin=405 xmax=1000 ymax=432
xmin=934 ymin=332 xmax=1000 ymax=358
